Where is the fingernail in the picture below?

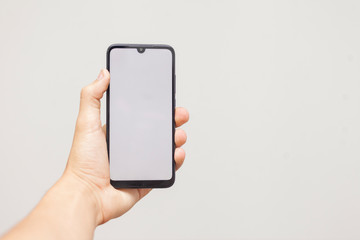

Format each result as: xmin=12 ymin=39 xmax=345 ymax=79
xmin=97 ymin=70 xmax=104 ymax=81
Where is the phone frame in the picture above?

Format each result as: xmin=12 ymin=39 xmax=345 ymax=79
xmin=106 ymin=44 xmax=176 ymax=188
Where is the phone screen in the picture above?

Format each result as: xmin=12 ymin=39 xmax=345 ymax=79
xmin=108 ymin=47 xmax=174 ymax=182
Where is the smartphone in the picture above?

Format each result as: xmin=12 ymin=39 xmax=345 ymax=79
xmin=106 ymin=44 xmax=176 ymax=188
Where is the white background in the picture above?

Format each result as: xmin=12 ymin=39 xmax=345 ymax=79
xmin=0 ymin=1 xmax=360 ymax=239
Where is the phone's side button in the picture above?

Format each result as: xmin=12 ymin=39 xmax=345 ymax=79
xmin=174 ymin=74 xmax=176 ymax=93
xmin=174 ymin=74 xmax=176 ymax=107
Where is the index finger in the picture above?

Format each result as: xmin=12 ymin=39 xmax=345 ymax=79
xmin=175 ymin=107 xmax=189 ymax=127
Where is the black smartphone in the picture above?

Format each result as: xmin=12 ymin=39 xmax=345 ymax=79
xmin=106 ymin=44 xmax=176 ymax=188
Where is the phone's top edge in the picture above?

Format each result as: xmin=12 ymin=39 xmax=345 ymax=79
xmin=107 ymin=44 xmax=175 ymax=55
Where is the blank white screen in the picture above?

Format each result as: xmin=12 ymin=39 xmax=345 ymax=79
xmin=109 ymin=48 xmax=173 ymax=181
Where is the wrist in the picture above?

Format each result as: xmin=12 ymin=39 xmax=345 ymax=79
xmin=54 ymin=170 xmax=104 ymax=225
xmin=36 ymin=170 xmax=104 ymax=235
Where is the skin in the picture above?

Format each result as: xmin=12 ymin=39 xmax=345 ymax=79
xmin=1 ymin=69 xmax=189 ymax=240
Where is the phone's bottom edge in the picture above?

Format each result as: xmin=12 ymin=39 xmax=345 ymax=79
xmin=110 ymin=178 xmax=175 ymax=189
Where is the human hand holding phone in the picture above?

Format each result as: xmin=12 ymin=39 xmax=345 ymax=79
xmin=1 ymin=69 xmax=188 ymax=240
xmin=66 ymin=69 xmax=189 ymax=224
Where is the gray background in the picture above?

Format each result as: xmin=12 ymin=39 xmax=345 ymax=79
xmin=0 ymin=0 xmax=360 ymax=239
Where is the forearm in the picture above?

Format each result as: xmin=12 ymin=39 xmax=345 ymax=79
xmin=1 ymin=172 xmax=100 ymax=240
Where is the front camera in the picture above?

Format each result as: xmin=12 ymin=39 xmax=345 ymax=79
xmin=137 ymin=47 xmax=145 ymax=53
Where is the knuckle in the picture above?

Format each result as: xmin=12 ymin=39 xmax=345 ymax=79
xmin=80 ymin=85 xmax=93 ymax=99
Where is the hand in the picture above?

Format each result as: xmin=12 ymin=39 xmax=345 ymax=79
xmin=65 ymin=69 xmax=189 ymax=225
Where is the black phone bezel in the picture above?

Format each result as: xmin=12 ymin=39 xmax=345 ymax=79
xmin=106 ymin=44 xmax=176 ymax=188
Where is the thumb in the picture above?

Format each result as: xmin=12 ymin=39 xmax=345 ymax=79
xmin=77 ymin=69 xmax=110 ymax=129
